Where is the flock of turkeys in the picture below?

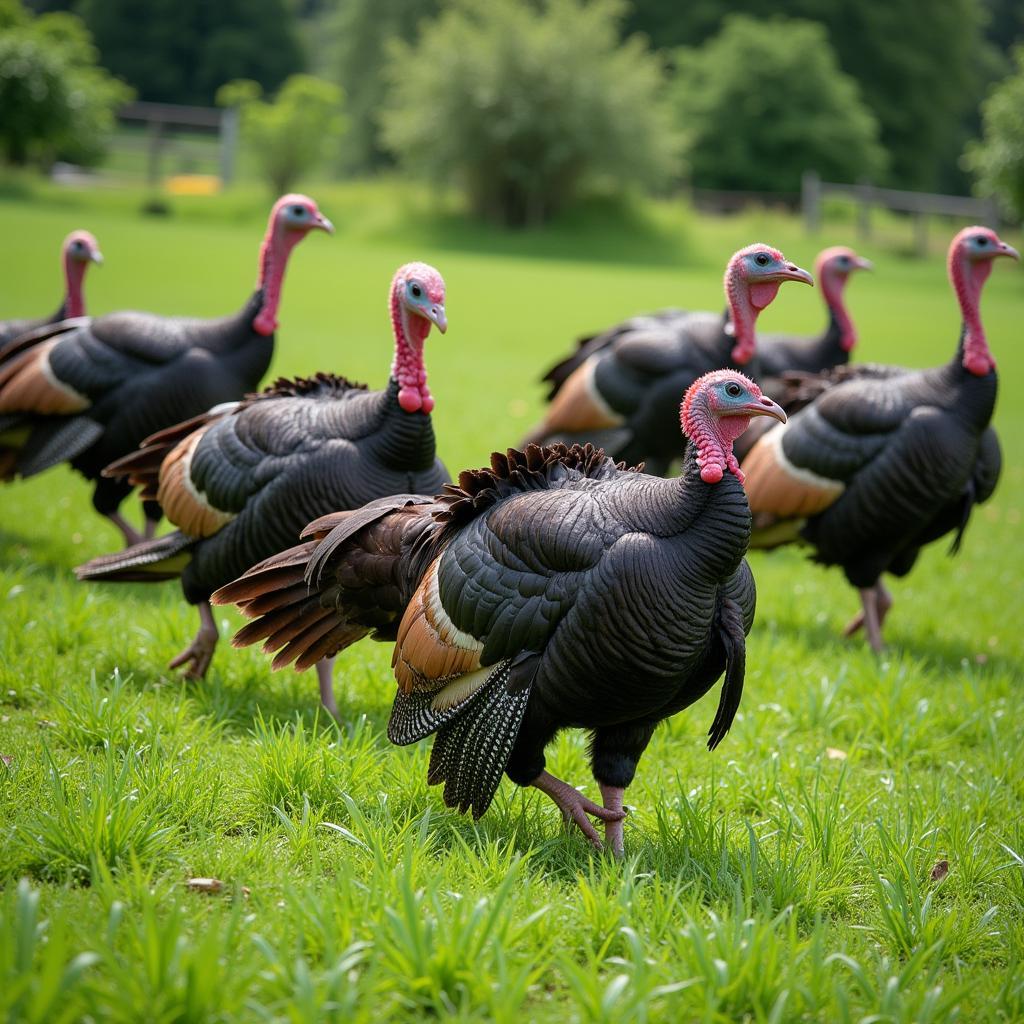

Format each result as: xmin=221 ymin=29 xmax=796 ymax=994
xmin=1 ymin=194 xmax=1016 ymax=855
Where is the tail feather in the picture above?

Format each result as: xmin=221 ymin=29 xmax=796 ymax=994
xmin=212 ymin=543 xmax=315 ymax=609
xmin=75 ymin=531 xmax=194 ymax=583
xmin=271 ymin=611 xmax=344 ymax=670
xmin=294 ymin=623 xmax=369 ymax=672
xmin=232 ymin=599 xmax=320 ymax=648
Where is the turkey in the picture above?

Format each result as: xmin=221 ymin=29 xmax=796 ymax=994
xmin=0 ymin=231 xmax=103 ymax=350
xmin=0 ymin=195 xmax=331 ymax=546
xmin=76 ymin=262 xmax=450 ymax=715
xmin=522 ymin=245 xmax=811 ymax=474
xmin=213 ymin=370 xmax=786 ymax=855
xmin=741 ymin=226 xmax=1017 ymax=651
xmin=756 ymin=246 xmax=872 ymax=400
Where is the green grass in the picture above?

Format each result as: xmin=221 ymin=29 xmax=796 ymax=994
xmin=0 ymin=179 xmax=1023 ymax=1021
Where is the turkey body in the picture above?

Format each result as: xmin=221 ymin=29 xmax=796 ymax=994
xmin=0 ymin=292 xmax=273 ymax=518
xmin=220 ymin=442 xmax=756 ymax=820
xmin=755 ymin=312 xmax=849 ymax=404
xmin=84 ymin=374 xmax=450 ymax=605
xmin=0 ymin=303 xmax=69 ymax=351
xmin=744 ymin=351 xmax=999 ymax=587
xmin=528 ymin=311 xmax=751 ymax=475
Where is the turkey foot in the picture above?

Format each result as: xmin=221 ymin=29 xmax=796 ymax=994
xmin=316 ymin=656 xmax=339 ymax=720
xmin=168 ymin=602 xmax=219 ymax=679
xmin=843 ymin=583 xmax=892 ymax=652
xmin=107 ymin=511 xmax=143 ymax=548
xmin=599 ymin=782 xmax=627 ymax=858
xmin=531 ymin=770 xmax=626 ymax=850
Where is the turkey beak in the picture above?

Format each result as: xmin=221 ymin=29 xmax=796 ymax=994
xmin=743 ymin=395 xmax=787 ymax=424
xmin=426 ymin=303 xmax=447 ymax=334
xmin=89 ymin=250 xmax=104 ymax=265
xmin=854 ymin=256 xmax=873 ymax=271
xmin=997 ymin=242 xmax=1019 ymax=261
xmin=313 ymin=213 xmax=334 ymax=234
xmin=777 ymin=263 xmax=814 ymax=286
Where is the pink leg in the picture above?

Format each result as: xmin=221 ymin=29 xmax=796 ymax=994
xmin=168 ymin=601 xmax=219 ymax=679
xmin=843 ymin=583 xmax=891 ymax=653
xmin=143 ymin=518 xmax=159 ymax=540
xmin=316 ymin=656 xmax=338 ymax=719
xmin=106 ymin=512 xmax=143 ymax=548
xmin=599 ymin=782 xmax=627 ymax=858
xmin=531 ymin=770 xmax=626 ymax=850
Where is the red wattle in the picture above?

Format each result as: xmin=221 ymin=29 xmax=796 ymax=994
xmin=748 ymin=282 xmax=781 ymax=310
xmin=700 ymin=463 xmax=724 ymax=484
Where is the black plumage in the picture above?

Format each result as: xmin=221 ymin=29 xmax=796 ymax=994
xmin=522 ymin=245 xmax=811 ymax=475
xmin=0 ymin=197 xmax=330 ymax=545
xmin=214 ymin=370 xmax=787 ymax=854
xmin=742 ymin=227 xmax=1017 ymax=650
xmin=77 ymin=262 xmax=450 ymax=712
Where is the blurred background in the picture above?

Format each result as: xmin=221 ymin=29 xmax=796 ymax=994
xmin=1 ymin=0 xmax=1023 ymax=233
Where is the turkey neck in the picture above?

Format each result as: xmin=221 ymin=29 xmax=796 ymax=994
xmin=371 ymin=378 xmax=438 ymax=471
xmin=389 ymin=291 xmax=434 ymax=414
xmin=724 ymin=274 xmax=773 ymax=367
xmin=63 ymin=251 xmax=88 ymax=318
xmin=950 ymin=250 xmax=995 ymax=377
xmin=821 ymin=270 xmax=855 ymax=356
xmin=252 ymin=221 xmax=305 ymax=336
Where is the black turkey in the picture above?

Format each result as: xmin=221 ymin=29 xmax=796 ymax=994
xmin=214 ymin=370 xmax=785 ymax=855
xmin=0 ymin=195 xmax=331 ymax=545
xmin=522 ymin=244 xmax=811 ymax=474
xmin=741 ymin=226 xmax=1017 ymax=650
xmin=77 ymin=262 xmax=450 ymax=716
xmin=0 ymin=230 xmax=102 ymax=351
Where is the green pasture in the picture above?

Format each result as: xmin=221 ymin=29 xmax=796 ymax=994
xmin=0 ymin=181 xmax=1022 ymax=1021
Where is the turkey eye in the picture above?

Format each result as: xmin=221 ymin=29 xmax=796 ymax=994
xmin=754 ymin=253 xmax=770 ymax=267
xmin=290 ymin=205 xmax=306 ymax=217
xmin=410 ymin=283 xmax=422 ymax=298
xmin=725 ymin=382 xmax=742 ymax=397
xmin=976 ymin=236 xmax=988 ymax=246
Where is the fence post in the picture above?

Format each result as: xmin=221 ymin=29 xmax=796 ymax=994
xmin=146 ymin=119 xmax=164 ymax=187
xmin=219 ymin=107 xmax=239 ymax=186
xmin=856 ymin=181 xmax=872 ymax=241
xmin=913 ymin=212 xmax=928 ymax=256
xmin=802 ymin=170 xmax=821 ymax=235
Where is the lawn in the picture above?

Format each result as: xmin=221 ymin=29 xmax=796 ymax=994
xmin=0 ymin=180 xmax=1022 ymax=1022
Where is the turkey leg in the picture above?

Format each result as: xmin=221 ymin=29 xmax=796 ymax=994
xmin=315 ymin=656 xmax=339 ymax=720
xmin=599 ymin=782 xmax=627 ymax=858
xmin=168 ymin=601 xmax=219 ymax=678
xmin=106 ymin=511 xmax=144 ymax=548
xmin=531 ymin=770 xmax=626 ymax=850
xmin=843 ymin=582 xmax=892 ymax=652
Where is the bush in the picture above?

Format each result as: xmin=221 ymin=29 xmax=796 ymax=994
xmin=0 ymin=3 xmax=131 ymax=168
xmin=964 ymin=45 xmax=1024 ymax=222
xmin=380 ymin=0 xmax=681 ymax=227
xmin=673 ymin=15 xmax=885 ymax=194
xmin=218 ymin=74 xmax=346 ymax=196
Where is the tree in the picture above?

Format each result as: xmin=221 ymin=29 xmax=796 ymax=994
xmin=380 ymin=0 xmax=680 ymax=227
xmin=331 ymin=0 xmax=440 ymax=172
xmin=0 ymin=1 xmax=131 ymax=167
xmin=964 ymin=45 xmax=1024 ymax=220
xmin=78 ymin=0 xmax=304 ymax=106
xmin=624 ymin=0 xmax=987 ymax=192
xmin=218 ymin=75 xmax=345 ymax=195
xmin=673 ymin=16 xmax=883 ymax=194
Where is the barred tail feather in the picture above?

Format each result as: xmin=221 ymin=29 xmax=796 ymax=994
xmin=75 ymin=531 xmax=194 ymax=583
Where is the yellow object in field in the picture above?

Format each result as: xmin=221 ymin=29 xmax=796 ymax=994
xmin=165 ymin=175 xmax=221 ymax=196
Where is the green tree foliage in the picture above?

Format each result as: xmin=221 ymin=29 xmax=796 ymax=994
xmin=78 ymin=0 xmax=304 ymax=106
xmin=626 ymin=0 xmax=987 ymax=191
xmin=331 ymin=0 xmax=439 ymax=172
xmin=218 ymin=75 xmax=345 ymax=195
xmin=674 ymin=16 xmax=883 ymax=194
xmin=0 ymin=2 xmax=131 ymax=167
xmin=380 ymin=0 xmax=680 ymax=227
xmin=964 ymin=45 xmax=1024 ymax=219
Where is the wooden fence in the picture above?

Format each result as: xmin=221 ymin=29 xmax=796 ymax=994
xmin=801 ymin=171 xmax=1001 ymax=255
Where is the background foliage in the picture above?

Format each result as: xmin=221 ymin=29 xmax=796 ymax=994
xmin=380 ymin=0 xmax=680 ymax=226
xmin=674 ymin=16 xmax=885 ymax=194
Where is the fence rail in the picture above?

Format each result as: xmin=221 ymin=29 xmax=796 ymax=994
xmin=801 ymin=171 xmax=1000 ymax=255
